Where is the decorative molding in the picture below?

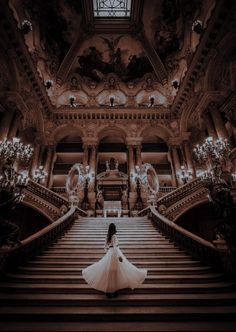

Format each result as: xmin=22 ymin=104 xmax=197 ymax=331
xmin=172 ymin=0 xmax=233 ymax=116
xmin=156 ymin=178 xmax=208 ymax=221
xmin=0 ymin=2 xmax=53 ymax=116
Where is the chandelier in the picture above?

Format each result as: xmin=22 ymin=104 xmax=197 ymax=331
xmin=193 ymin=137 xmax=230 ymax=166
xmin=177 ymin=165 xmax=192 ymax=184
xmin=193 ymin=136 xmax=231 ymax=187
xmin=0 ymin=137 xmax=34 ymax=164
xmin=0 ymin=137 xmax=33 ymax=201
xmin=34 ymin=166 xmax=47 ymax=184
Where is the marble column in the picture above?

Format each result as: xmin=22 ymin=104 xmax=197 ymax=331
xmin=0 ymin=109 xmax=14 ymax=140
xmin=30 ymin=142 xmax=40 ymax=178
xmin=204 ymin=112 xmax=217 ymax=139
xmin=44 ymin=146 xmax=54 ymax=187
xmin=127 ymin=145 xmax=136 ymax=192
xmin=210 ymin=107 xmax=229 ymax=140
xmin=167 ymin=149 xmax=177 ymax=187
xmin=87 ymin=144 xmax=97 ymax=211
xmin=136 ymin=144 xmax=142 ymax=167
xmin=89 ymin=145 xmax=97 ymax=177
xmin=83 ymin=144 xmax=89 ymax=167
xmin=171 ymin=145 xmax=181 ymax=186
xmin=183 ymin=141 xmax=196 ymax=178
xmin=8 ymin=112 xmax=20 ymax=138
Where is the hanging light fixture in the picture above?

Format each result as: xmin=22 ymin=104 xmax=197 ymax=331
xmin=21 ymin=20 xmax=33 ymax=34
xmin=33 ymin=166 xmax=48 ymax=184
xmin=0 ymin=137 xmax=34 ymax=164
xmin=177 ymin=165 xmax=192 ymax=184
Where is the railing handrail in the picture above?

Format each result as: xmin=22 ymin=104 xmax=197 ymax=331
xmin=75 ymin=206 xmax=88 ymax=217
xmin=20 ymin=206 xmax=76 ymax=246
xmin=150 ymin=206 xmax=216 ymax=250
xmin=131 ymin=205 xmax=220 ymax=269
xmin=157 ymin=178 xmax=203 ymax=207
xmin=134 ymin=206 xmax=151 ymax=216
xmin=0 ymin=206 xmax=78 ymax=275
xmin=25 ymin=179 xmax=68 ymax=207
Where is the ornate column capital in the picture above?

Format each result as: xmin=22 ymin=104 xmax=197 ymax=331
xmin=167 ymin=137 xmax=183 ymax=147
xmin=126 ymin=137 xmax=143 ymax=147
xmin=82 ymin=137 xmax=98 ymax=148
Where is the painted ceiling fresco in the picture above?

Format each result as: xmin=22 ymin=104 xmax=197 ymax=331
xmin=75 ymin=35 xmax=153 ymax=83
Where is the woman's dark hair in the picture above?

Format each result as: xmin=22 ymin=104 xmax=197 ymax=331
xmin=107 ymin=223 xmax=116 ymax=243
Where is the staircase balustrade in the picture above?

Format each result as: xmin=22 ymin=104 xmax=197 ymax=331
xmin=149 ymin=206 xmax=220 ymax=268
xmin=22 ymin=179 xmax=69 ymax=221
xmin=0 ymin=205 xmax=87 ymax=275
xmin=156 ymin=178 xmax=208 ymax=221
xmin=135 ymin=204 xmax=220 ymax=266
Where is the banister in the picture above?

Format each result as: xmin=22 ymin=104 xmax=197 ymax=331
xmin=150 ymin=206 xmax=216 ymax=251
xmin=133 ymin=205 xmax=220 ymax=269
xmin=0 ymin=206 xmax=78 ymax=275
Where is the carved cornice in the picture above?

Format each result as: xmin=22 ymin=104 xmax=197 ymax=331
xmin=220 ymin=92 xmax=236 ymax=121
xmin=171 ymin=0 xmax=233 ymax=116
xmin=195 ymin=91 xmax=226 ymax=115
xmin=54 ymin=107 xmax=172 ymax=122
xmin=0 ymin=2 xmax=53 ymax=116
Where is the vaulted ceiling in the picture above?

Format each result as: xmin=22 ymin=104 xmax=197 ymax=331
xmin=0 ymin=0 xmax=235 ymax=146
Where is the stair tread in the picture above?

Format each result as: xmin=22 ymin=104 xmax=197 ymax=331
xmin=1 ymin=282 xmax=234 ymax=290
xmin=0 ymin=321 xmax=235 ymax=332
xmin=0 ymin=305 xmax=236 ymax=315
xmin=1 ymin=215 xmax=236 ymax=329
xmin=1 ymin=292 xmax=236 ymax=301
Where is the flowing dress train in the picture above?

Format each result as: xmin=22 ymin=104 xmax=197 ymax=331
xmin=82 ymin=234 xmax=147 ymax=293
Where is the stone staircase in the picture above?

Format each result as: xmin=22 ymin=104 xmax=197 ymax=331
xmin=0 ymin=216 xmax=236 ymax=331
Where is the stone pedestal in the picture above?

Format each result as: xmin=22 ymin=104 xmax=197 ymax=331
xmin=128 ymin=192 xmax=137 ymax=211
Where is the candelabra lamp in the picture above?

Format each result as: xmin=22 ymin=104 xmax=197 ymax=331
xmin=0 ymin=137 xmax=33 ymax=248
xmin=177 ymin=165 xmax=192 ymax=184
xmin=193 ymin=137 xmax=236 ymax=253
xmin=193 ymin=137 xmax=230 ymax=184
xmin=33 ymin=166 xmax=47 ymax=184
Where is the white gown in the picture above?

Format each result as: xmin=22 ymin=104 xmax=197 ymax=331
xmin=82 ymin=234 xmax=147 ymax=293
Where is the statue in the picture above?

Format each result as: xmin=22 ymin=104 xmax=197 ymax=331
xmin=105 ymin=158 xmax=119 ymax=171
xmin=121 ymin=188 xmax=128 ymax=210
xmin=96 ymin=190 xmax=104 ymax=209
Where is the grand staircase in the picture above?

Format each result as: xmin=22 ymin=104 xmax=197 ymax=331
xmin=0 ymin=216 xmax=236 ymax=331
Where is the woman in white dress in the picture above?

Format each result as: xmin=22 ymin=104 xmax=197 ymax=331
xmin=82 ymin=223 xmax=147 ymax=297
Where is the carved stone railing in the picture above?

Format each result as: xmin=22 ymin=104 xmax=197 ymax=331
xmin=159 ymin=186 xmax=176 ymax=194
xmin=136 ymin=206 xmax=220 ymax=268
xmin=0 ymin=205 xmax=87 ymax=275
xmin=22 ymin=179 xmax=69 ymax=222
xmin=54 ymin=107 xmax=172 ymax=122
xmin=149 ymin=207 xmax=220 ymax=267
xmin=52 ymin=187 xmax=66 ymax=194
xmin=156 ymin=178 xmax=208 ymax=221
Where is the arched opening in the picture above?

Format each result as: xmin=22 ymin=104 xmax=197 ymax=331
xmin=97 ymin=130 xmax=128 ymax=202
xmin=52 ymin=135 xmax=83 ymax=191
xmin=141 ymin=135 xmax=172 ymax=186
xmin=8 ymin=204 xmax=50 ymax=240
xmin=97 ymin=135 xmax=127 ymax=174
xmin=175 ymin=203 xmax=221 ymax=242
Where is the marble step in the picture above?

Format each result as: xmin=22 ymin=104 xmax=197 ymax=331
xmin=5 ymin=273 xmax=224 ymax=284
xmin=1 ymin=292 xmax=236 ymax=307
xmin=0 ymin=320 xmax=235 ymax=332
xmin=1 ymin=282 xmax=234 ymax=294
